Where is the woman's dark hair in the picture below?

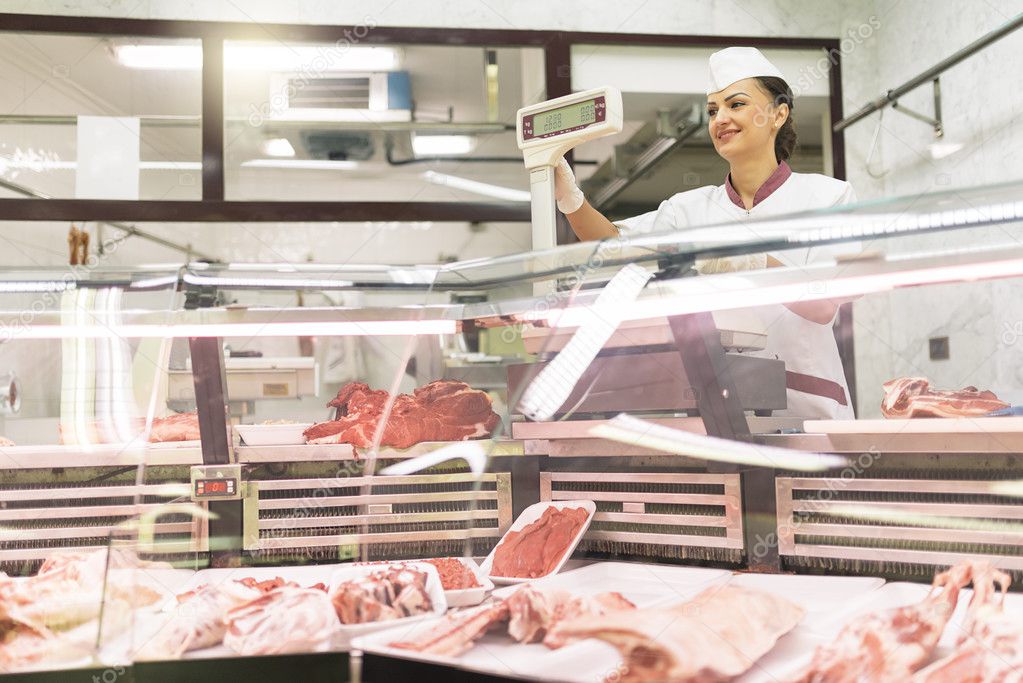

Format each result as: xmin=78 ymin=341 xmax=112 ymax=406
xmin=756 ymin=76 xmax=797 ymax=162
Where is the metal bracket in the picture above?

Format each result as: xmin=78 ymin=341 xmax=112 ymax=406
xmin=667 ymin=312 xmax=780 ymax=572
xmin=589 ymin=105 xmax=705 ymax=210
xmin=890 ymin=77 xmax=944 ymax=137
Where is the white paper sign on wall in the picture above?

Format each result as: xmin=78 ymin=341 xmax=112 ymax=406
xmin=75 ymin=116 xmax=140 ymax=200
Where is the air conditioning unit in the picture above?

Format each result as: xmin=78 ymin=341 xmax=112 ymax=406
xmin=268 ymin=71 xmax=412 ymax=123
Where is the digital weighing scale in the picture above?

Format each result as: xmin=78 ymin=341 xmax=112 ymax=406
xmin=516 ymin=86 xmax=624 ymax=250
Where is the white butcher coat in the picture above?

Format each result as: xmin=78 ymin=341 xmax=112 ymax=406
xmin=616 ymin=168 xmax=859 ymax=420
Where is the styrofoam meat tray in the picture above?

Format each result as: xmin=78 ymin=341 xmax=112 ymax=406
xmin=479 ymin=500 xmax=596 ymax=585
xmin=355 ymin=557 xmax=494 ymax=608
xmin=492 ymin=561 xmax=732 ymax=608
xmin=328 ymin=562 xmax=448 ymax=649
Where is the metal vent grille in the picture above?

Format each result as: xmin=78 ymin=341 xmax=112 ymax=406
xmin=540 ymin=472 xmax=743 ymax=562
xmin=287 ymin=76 xmax=371 ymax=109
xmin=0 ymin=483 xmax=207 ymax=566
xmin=777 ymin=477 xmax=1023 ymax=571
xmin=250 ymin=472 xmax=512 ymax=561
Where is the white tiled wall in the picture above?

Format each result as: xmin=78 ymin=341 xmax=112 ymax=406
xmin=842 ymin=0 xmax=1023 ymax=415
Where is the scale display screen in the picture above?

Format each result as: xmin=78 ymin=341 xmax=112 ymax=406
xmin=521 ymin=96 xmax=606 ymax=141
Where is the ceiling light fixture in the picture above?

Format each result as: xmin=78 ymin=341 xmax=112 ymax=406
xmin=412 ymin=134 xmax=476 ymax=156
xmin=113 ymin=44 xmax=400 ymax=72
xmin=422 ymin=170 xmax=529 ymax=202
xmin=240 ymin=159 xmax=360 ymax=171
xmin=260 ymin=138 xmax=296 ymax=158
xmin=0 ymin=160 xmax=200 ymax=172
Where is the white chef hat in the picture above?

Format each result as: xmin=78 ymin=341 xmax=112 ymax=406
xmin=707 ymin=47 xmax=785 ymax=94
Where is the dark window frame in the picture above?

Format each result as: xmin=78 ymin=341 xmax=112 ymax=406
xmin=0 ymin=13 xmax=845 ymax=225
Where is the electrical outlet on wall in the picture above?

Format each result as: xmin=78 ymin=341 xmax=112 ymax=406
xmin=929 ymin=336 xmax=950 ymax=361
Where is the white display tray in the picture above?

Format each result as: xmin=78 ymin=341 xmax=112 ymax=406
xmin=328 ymin=563 xmax=447 ymax=650
xmin=479 ymin=500 xmax=595 ymax=584
xmin=805 ymin=416 xmax=1023 ymax=434
xmin=492 ymin=561 xmax=731 ymax=608
xmin=235 ymin=423 xmax=312 ymax=446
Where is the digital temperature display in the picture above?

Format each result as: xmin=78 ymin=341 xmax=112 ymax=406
xmin=194 ymin=478 xmax=236 ymax=498
xmin=521 ymin=96 xmax=607 ymax=141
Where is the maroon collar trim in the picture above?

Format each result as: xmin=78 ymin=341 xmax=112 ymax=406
xmin=724 ymin=161 xmax=792 ymax=210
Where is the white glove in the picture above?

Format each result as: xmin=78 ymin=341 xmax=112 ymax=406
xmin=553 ymin=157 xmax=585 ymax=214
xmin=695 ymin=253 xmax=768 ymax=274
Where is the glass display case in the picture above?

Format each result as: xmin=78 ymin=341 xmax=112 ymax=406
xmin=1 ymin=178 xmax=1023 ymax=680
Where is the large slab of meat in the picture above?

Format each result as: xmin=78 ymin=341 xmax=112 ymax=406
xmin=149 ymin=411 xmax=202 ymax=442
xmin=224 ymin=586 xmax=340 ymax=656
xmin=0 ymin=550 xmax=163 ymax=669
xmin=303 ymin=380 xmax=500 ymax=448
xmin=552 ymin=584 xmax=803 ymax=683
xmin=881 ymin=377 xmax=1008 ymax=418
xmin=391 ymin=584 xmax=635 ymax=657
xmin=491 ymin=506 xmax=590 ymax=578
xmin=791 ymin=562 xmax=978 ymax=682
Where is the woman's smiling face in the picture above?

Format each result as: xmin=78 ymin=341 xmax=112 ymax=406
xmin=706 ymin=78 xmax=788 ymax=162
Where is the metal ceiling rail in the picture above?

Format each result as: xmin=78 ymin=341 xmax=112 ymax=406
xmin=835 ymin=12 xmax=1023 ymax=133
xmin=0 ymin=176 xmax=217 ymax=261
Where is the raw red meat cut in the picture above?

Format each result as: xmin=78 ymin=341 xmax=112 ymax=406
xmin=391 ymin=585 xmax=634 ymax=657
xmin=149 ymin=412 xmax=201 ymax=442
xmin=791 ymin=561 xmax=977 ymax=682
xmin=392 ymin=602 xmax=510 ymax=657
xmin=303 ymin=380 xmax=500 ymax=449
xmin=491 ymin=506 xmax=590 ymax=578
xmin=422 ymin=558 xmax=480 ymax=590
xmin=881 ymin=377 xmax=1008 ymax=418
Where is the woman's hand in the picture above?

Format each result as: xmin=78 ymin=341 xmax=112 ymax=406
xmin=554 ymin=157 xmax=620 ymax=241
xmin=554 ymin=157 xmax=585 ymax=214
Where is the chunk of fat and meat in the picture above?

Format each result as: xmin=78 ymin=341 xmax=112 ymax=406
xmin=553 ymin=584 xmax=803 ymax=683
xmin=390 ymin=585 xmax=635 ymax=657
xmin=223 ymin=586 xmax=339 ymax=656
xmin=880 ymin=377 xmax=1008 ymax=418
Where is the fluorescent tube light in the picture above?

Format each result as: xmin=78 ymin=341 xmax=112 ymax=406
xmin=114 ymin=44 xmax=203 ymax=70
xmin=260 ymin=138 xmax=296 ymax=158
xmin=113 ymin=44 xmax=399 ymax=72
xmin=928 ymin=141 xmax=964 ymax=160
xmin=422 ymin=170 xmax=530 ymax=202
xmin=412 ymin=134 xmax=476 ymax=156
xmin=240 ymin=159 xmax=359 ymax=170
xmin=1 ymin=320 xmax=456 ymax=340
xmin=0 ymin=160 xmax=200 ymax=171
